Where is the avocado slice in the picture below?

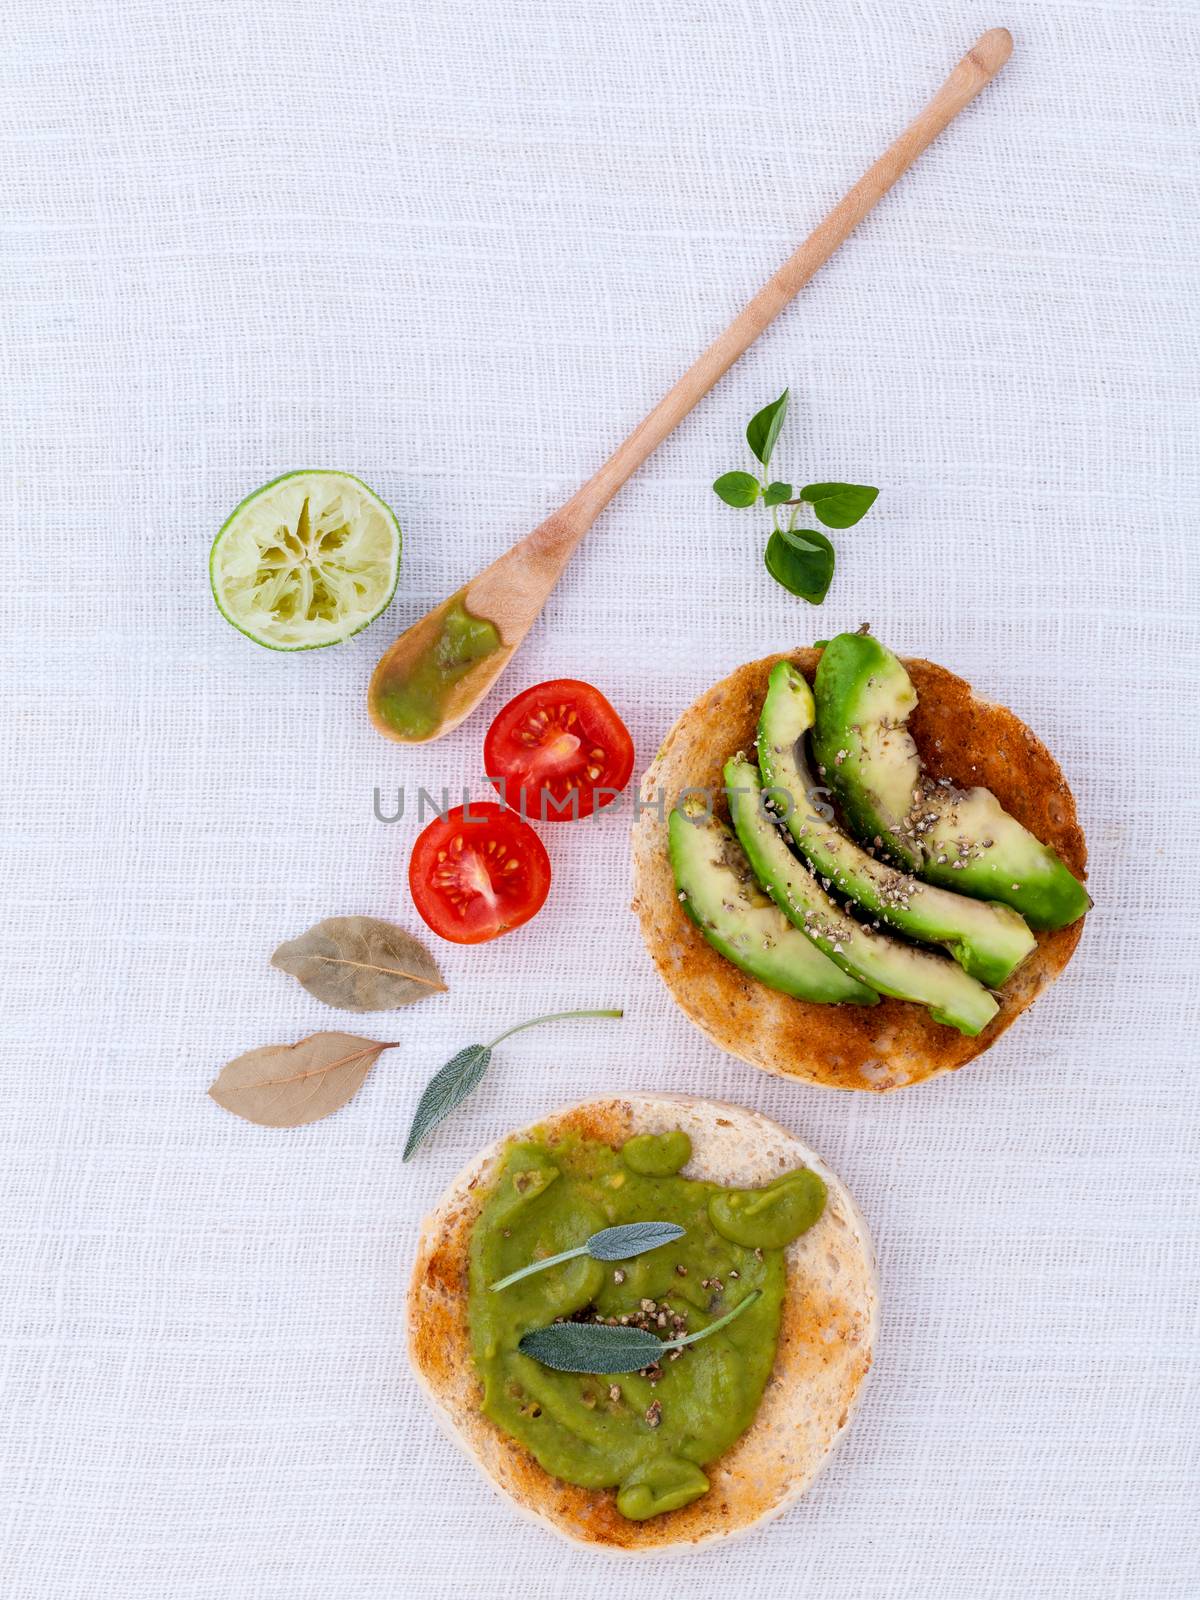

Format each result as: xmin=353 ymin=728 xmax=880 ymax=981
xmin=812 ymin=633 xmax=1091 ymax=930
xmin=809 ymin=633 xmax=922 ymax=862
xmin=756 ymin=662 xmax=1036 ymax=986
xmin=725 ymin=757 xmax=998 ymax=1037
xmin=667 ymin=803 xmax=877 ymax=1008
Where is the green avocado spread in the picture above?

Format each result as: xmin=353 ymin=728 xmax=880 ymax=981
xmin=468 ymin=1130 xmax=826 ymax=1520
xmin=374 ymin=593 xmax=501 ymax=740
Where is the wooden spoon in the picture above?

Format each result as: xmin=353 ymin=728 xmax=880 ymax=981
xmin=369 ymin=28 xmax=1012 ymax=744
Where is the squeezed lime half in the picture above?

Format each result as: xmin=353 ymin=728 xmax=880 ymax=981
xmin=210 ymin=470 xmax=401 ymax=650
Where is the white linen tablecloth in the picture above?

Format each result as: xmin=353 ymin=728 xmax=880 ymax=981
xmin=3 ymin=2 xmax=1198 ymax=1595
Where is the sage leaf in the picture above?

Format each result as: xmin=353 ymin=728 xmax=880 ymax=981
xmin=799 ymin=482 xmax=878 ymax=528
xmin=402 ymin=1043 xmax=491 ymax=1160
xmin=271 ymin=916 xmax=446 ymax=1012
xmin=520 ymin=1290 xmax=762 ymax=1374
xmin=765 ymin=526 xmax=835 ymax=605
xmin=519 ymin=1322 xmax=664 ymax=1374
xmin=763 ymin=480 xmax=792 ymax=506
xmin=209 ymin=1033 xmax=399 ymax=1128
xmin=713 ymin=471 xmax=759 ymax=507
xmin=402 ymin=1007 xmax=623 ymax=1161
xmin=489 ymin=1219 xmax=685 ymax=1292
xmin=746 ymin=390 xmax=789 ymax=468
xmin=587 ymin=1220 xmax=685 ymax=1261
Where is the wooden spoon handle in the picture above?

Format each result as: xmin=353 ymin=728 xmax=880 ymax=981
xmin=464 ymin=29 xmax=1010 ymax=643
xmin=565 ymin=27 xmax=1012 ymax=527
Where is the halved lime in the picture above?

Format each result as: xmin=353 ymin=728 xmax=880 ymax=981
xmin=210 ymin=471 xmax=401 ymax=650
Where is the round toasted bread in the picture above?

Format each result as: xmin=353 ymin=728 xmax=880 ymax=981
xmin=407 ymin=1094 xmax=877 ymax=1553
xmin=631 ymin=650 xmax=1087 ymax=1091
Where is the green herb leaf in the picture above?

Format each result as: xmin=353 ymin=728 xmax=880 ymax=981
xmin=746 ymin=390 xmax=789 ymax=468
xmin=402 ymin=1044 xmax=490 ymax=1160
xmin=763 ymin=481 xmax=792 ymax=506
xmin=402 ymin=1008 xmax=623 ymax=1161
xmin=799 ymin=482 xmax=878 ymax=528
xmin=587 ymin=1220 xmax=685 ymax=1261
xmin=764 ymin=526 xmax=835 ymax=605
xmin=713 ymin=471 xmax=760 ymax=507
xmin=519 ymin=1322 xmax=665 ymax=1374
xmin=489 ymin=1219 xmax=685 ymax=1292
xmin=519 ymin=1290 xmax=763 ymax=1374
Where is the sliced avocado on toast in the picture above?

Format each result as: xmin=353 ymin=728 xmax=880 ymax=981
xmin=756 ymin=661 xmax=1036 ymax=986
xmin=668 ymin=802 xmax=877 ymax=1008
xmin=812 ymin=633 xmax=1091 ymax=930
xmin=725 ymin=757 xmax=998 ymax=1037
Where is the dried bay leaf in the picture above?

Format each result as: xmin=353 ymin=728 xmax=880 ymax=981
xmin=209 ymin=1033 xmax=399 ymax=1127
xmin=271 ymin=916 xmax=446 ymax=1012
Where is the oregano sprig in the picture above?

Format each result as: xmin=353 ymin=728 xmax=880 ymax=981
xmin=401 ymin=1007 xmax=622 ymax=1160
xmin=490 ymin=1220 xmax=685 ymax=1292
xmin=712 ymin=389 xmax=878 ymax=604
xmin=518 ymin=1289 xmax=763 ymax=1374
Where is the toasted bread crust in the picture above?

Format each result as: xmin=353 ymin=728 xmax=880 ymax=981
xmin=407 ymin=1095 xmax=877 ymax=1552
xmin=631 ymin=651 xmax=1087 ymax=1091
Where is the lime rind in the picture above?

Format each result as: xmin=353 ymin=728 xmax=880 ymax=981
xmin=210 ymin=470 xmax=401 ymax=650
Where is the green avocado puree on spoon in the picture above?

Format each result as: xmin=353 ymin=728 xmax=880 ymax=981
xmin=373 ymin=594 xmax=501 ymax=740
xmin=468 ymin=1130 xmax=826 ymax=1520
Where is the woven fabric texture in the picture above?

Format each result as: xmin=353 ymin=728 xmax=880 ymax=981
xmin=2 ymin=1 xmax=1198 ymax=1596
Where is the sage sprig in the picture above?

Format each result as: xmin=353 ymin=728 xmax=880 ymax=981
xmin=713 ymin=389 xmax=878 ymax=604
xmin=490 ymin=1220 xmax=685 ymax=1292
xmin=518 ymin=1290 xmax=762 ymax=1374
xmin=401 ymin=1007 xmax=623 ymax=1160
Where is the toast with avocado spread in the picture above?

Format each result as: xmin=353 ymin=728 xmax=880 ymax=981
xmin=407 ymin=1095 xmax=875 ymax=1551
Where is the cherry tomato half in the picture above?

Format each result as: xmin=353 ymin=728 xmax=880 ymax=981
xmin=483 ymin=679 xmax=635 ymax=822
xmin=408 ymin=802 xmax=551 ymax=944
